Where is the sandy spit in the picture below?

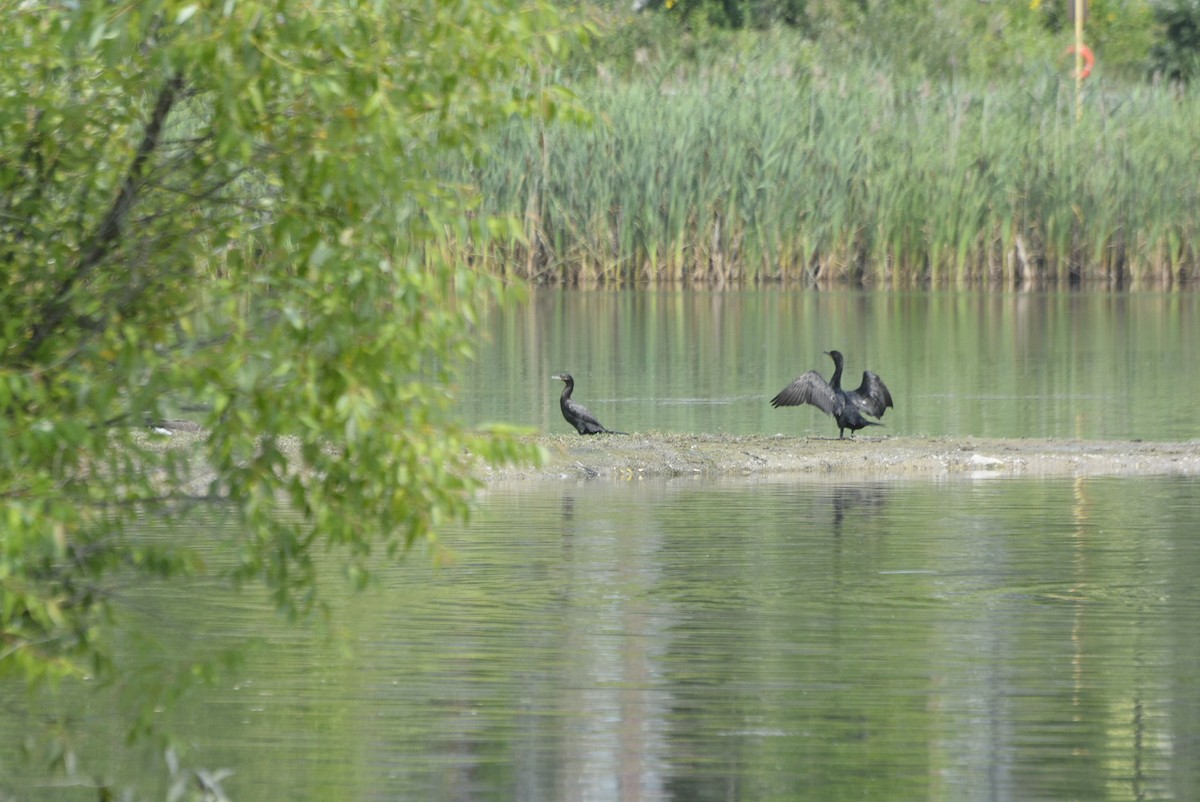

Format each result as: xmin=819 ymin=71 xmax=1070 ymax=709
xmin=476 ymin=432 xmax=1200 ymax=483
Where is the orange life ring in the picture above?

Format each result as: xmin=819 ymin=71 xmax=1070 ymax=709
xmin=1065 ymin=44 xmax=1094 ymax=80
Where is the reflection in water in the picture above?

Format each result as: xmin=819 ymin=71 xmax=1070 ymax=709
xmin=555 ymin=490 xmax=670 ymax=802
xmin=4 ymin=477 xmax=1200 ymax=801
xmin=827 ymin=482 xmax=889 ymax=535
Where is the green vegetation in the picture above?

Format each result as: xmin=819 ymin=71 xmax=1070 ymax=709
xmin=605 ymin=0 xmax=1157 ymax=81
xmin=4 ymin=0 xmax=1199 ymax=794
xmin=1 ymin=0 xmax=576 ymax=793
xmin=455 ymin=1 xmax=1200 ymax=286
xmin=1149 ymin=0 xmax=1200 ymax=82
xmin=471 ymin=61 xmax=1200 ymax=286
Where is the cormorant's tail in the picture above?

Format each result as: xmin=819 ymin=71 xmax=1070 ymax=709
xmin=603 ymin=428 xmax=629 ymax=435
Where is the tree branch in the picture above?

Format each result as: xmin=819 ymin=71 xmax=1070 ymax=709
xmin=22 ymin=73 xmax=186 ymax=362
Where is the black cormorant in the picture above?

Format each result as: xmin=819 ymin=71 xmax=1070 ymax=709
xmin=770 ymin=350 xmax=894 ymax=438
xmin=552 ymin=373 xmax=627 ymax=435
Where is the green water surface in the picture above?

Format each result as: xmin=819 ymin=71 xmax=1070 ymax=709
xmin=5 ymin=475 xmax=1199 ymax=802
xmin=462 ymin=288 xmax=1200 ymax=441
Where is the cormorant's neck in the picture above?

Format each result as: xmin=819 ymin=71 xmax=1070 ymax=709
xmin=828 ymin=357 xmax=843 ymax=389
xmin=560 ymin=380 xmax=574 ymax=401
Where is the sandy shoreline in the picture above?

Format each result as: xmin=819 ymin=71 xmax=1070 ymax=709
xmin=138 ymin=428 xmax=1200 ymax=487
xmin=476 ymin=432 xmax=1200 ymax=483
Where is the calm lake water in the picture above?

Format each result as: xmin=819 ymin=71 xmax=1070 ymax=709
xmin=7 ymin=476 xmax=1200 ymax=802
xmin=4 ymin=290 xmax=1200 ymax=802
xmin=462 ymin=288 xmax=1200 ymax=441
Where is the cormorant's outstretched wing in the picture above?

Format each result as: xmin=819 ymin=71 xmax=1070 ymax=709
xmin=770 ymin=371 xmax=843 ymax=415
xmin=850 ymin=370 xmax=893 ymax=418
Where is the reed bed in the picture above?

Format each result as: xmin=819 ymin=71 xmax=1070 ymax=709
xmin=454 ymin=63 xmax=1200 ymax=286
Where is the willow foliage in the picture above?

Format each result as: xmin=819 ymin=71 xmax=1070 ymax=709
xmin=1 ymin=0 xmax=575 ymax=695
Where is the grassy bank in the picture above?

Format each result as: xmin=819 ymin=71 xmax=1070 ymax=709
xmin=453 ymin=47 xmax=1200 ymax=287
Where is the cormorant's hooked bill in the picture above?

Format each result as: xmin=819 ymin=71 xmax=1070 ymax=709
xmin=552 ymin=373 xmax=627 ymax=435
xmin=770 ymin=350 xmax=893 ymax=439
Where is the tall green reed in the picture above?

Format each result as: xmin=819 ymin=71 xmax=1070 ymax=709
xmin=456 ymin=62 xmax=1200 ymax=286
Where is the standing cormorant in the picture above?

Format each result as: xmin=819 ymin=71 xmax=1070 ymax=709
xmin=770 ymin=350 xmax=894 ymax=438
xmin=552 ymin=373 xmax=627 ymax=435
